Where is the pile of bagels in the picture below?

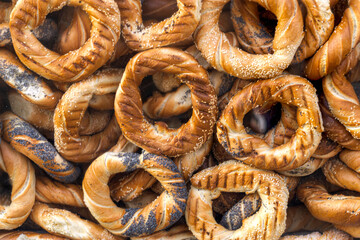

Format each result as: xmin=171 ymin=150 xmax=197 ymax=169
xmin=0 ymin=0 xmax=360 ymax=239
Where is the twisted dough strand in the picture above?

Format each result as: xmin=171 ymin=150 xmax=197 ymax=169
xmin=0 ymin=140 xmax=35 ymax=230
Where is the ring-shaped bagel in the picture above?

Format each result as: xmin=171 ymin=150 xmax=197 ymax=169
xmin=117 ymin=0 xmax=200 ymax=51
xmin=0 ymin=140 xmax=35 ymax=229
xmin=1 ymin=112 xmax=80 ymax=183
xmin=297 ymin=179 xmax=360 ymax=226
xmin=217 ymin=75 xmax=323 ymax=170
xmin=9 ymin=0 xmax=120 ymax=82
xmin=54 ymin=69 xmax=123 ymax=162
xmin=195 ymin=0 xmax=304 ymax=79
xmin=115 ymin=48 xmax=217 ymax=157
xmin=83 ymin=151 xmax=188 ymax=237
xmin=185 ymin=160 xmax=289 ymax=240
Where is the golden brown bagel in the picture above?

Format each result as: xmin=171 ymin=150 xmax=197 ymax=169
xmin=9 ymin=0 xmax=120 ymax=82
xmin=297 ymin=179 xmax=360 ymax=226
xmin=1 ymin=112 xmax=80 ymax=183
xmin=54 ymin=69 xmax=123 ymax=162
xmin=186 ymin=160 xmax=289 ymax=240
xmin=117 ymin=0 xmax=200 ymax=50
xmin=0 ymin=140 xmax=35 ymax=229
xmin=280 ymin=229 xmax=352 ymax=240
xmin=83 ymin=151 xmax=188 ymax=237
xmin=115 ymin=48 xmax=217 ymax=157
xmin=30 ymin=202 xmax=124 ymax=240
xmin=35 ymin=175 xmax=85 ymax=207
xmin=195 ymin=0 xmax=304 ymax=79
xmin=217 ymin=75 xmax=323 ymax=170
xmin=305 ymin=0 xmax=360 ymax=80
xmin=0 ymin=49 xmax=62 ymax=110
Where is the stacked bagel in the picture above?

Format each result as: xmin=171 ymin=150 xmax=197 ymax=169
xmin=0 ymin=0 xmax=360 ymax=239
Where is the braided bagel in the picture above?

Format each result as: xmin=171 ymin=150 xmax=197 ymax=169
xmin=115 ymin=48 xmax=217 ymax=157
xmin=116 ymin=0 xmax=200 ymax=51
xmin=54 ymin=69 xmax=123 ymax=162
xmin=35 ymin=175 xmax=85 ymax=207
xmin=1 ymin=112 xmax=80 ymax=183
xmin=297 ymin=179 xmax=360 ymax=226
xmin=0 ymin=140 xmax=35 ymax=229
xmin=30 ymin=202 xmax=124 ymax=240
xmin=9 ymin=0 xmax=120 ymax=82
xmin=322 ymin=157 xmax=360 ymax=193
xmin=0 ymin=49 xmax=62 ymax=110
xmin=305 ymin=0 xmax=360 ymax=80
xmin=83 ymin=151 xmax=188 ymax=237
xmin=186 ymin=160 xmax=289 ymax=240
xmin=195 ymin=0 xmax=303 ymax=79
xmin=217 ymin=75 xmax=323 ymax=170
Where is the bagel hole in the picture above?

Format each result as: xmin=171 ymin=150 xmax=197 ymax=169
xmin=219 ymin=3 xmax=234 ymax=33
xmin=0 ymin=171 xmax=12 ymax=206
xmin=351 ymin=80 xmax=360 ymax=97
xmin=243 ymin=103 xmax=282 ymax=135
xmin=53 ymin=6 xmax=91 ymax=54
xmin=142 ymin=0 xmax=178 ymax=22
xmin=257 ymin=6 xmax=277 ymax=37
xmin=332 ymin=0 xmax=348 ymax=26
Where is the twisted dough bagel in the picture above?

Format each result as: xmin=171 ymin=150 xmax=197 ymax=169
xmin=83 ymin=151 xmax=188 ymax=237
xmin=217 ymin=75 xmax=323 ymax=170
xmin=186 ymin=160 xmax=289 ymax=240
xmin=115 ymin=48 xmax=217 ymax=157
xmin=305 ymin=0 xmax=360 ymax=80
xmin=54 ymin=69 xmax=123 ymax=162
xmin=9 ymin=0 xmax=120 ymax=82
xmin=1 ymin=112 xmax=80 ymax=183
xmin=297 ymin=179 xmax=360 ymax=226
xmin=195 ymin=0 xmax=304 ymax=79
xmin=231 ymin=0 xmax=334 ymax=64
xmin=117 ymin=0 xmax=200 ymax=51
xmin=0 ymin=140 xmax=35 ymax=230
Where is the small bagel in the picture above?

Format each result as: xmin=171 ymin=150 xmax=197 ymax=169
xmin=217 ymin=75 xmax=323 ymax=170
xmin=117 ymin=0 xmax=200 ymax=51
xmin=54 ymin=69 xmax=123 ymax=162
xmin=195 ymin=0 xmax=304 ymax=79
xmin=9 ymin=0 xmax=121 ymax=82
xmin=1 ymin=112 xmax=80 ymax=183
xmin=186 ymin=160 xmax=289 ymax=240
xmin=0 ymin=140 xmax=35 ymax=230
xmin=115 ymin=48 xmax=217 ymax=157
xmin=83 ymin=151 xmax=188 ymax=237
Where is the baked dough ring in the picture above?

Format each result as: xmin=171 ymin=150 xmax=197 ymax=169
xmin=36 ymin=175 xmax=85 ymax=207
xmin=1 ymin=112 xmax=80 ymax=183
xmin=217 ymin=75 xmax=323 ymax=170
xmin=0 ymin=140 xmax=35 ymax=230
xmin=54 ymin=69 xmax=123 ymax=162
xmin=185 ymin=160 xmax=289 ymax=240
xmin=297 ymin=179 xmax=360 ymax=226
xmin=322 ymin=157 xmax=360 ymax=193
xmin=117 ymin=0 xmax=200 ymax=51
xmin=30 ymin=202 xmax=124 ymax=240
xmin=115 ymin=48 xmax=217 ymax=157
xmin=0 ymin=49 xmax=62 ymax=110
xmin=83 ymin=151 xmax=188 ymax=237
xmin=305 ymin=0 xmax=360 ymax=80
xmin=9 ymin=0 xmax=120 ymax=82
xmin=195 ymin=0 xmax=304 ymax=79
xmin=231 ymin=0 xmax=334 ymax=63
